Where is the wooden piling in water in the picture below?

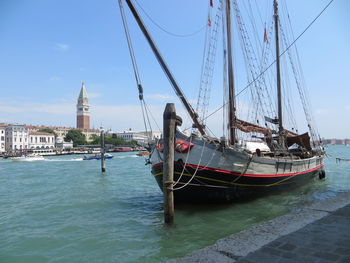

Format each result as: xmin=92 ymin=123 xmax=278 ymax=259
xmin=100 ymin=129 xmax=106 ymax=173
xmin=163 ymin=103 xmax=175 ymax=224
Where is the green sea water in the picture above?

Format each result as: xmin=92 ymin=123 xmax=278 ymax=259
xmin=1 ymin=145 xmax=350 ymax=263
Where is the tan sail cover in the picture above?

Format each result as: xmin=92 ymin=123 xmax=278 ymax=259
xmin=236 ymin=119 xmax=274 ymax=135
xmin=286 ymin=132 xmax=312 ymax=150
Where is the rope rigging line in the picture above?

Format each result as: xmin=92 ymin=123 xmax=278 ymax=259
xmin=233 ymin=0 xmax=276 ymax=131
xmin=119 ymin=0 xmax=154 ymax=143
xmin=282 ymin=2 xmax=322 ymax=146
xmin=172 ymin=138 xmax=219 ymax=191
xmin=172 ymin=136 xmax=205 ymax=190
xmin=143 ymin=101 xmax=161 ymax=132
xmin=202 ymin=0 xmax=335 ymax=125
xmin=196 ymin=0 xmax=222 ymax=125
xmin=134 ymin=0 xmax=206 ymax=38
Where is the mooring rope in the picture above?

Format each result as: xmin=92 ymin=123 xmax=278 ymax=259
xmin=230 ymin=154 xmax=254 ymax=184
xmin=325 ymin=152 xmax=350 ymax=163
xmin=173 ymin=137 xmax=207 ymax=191
xmin=172 ymin=135 xmax=196 ymax=187
xmin=172 ymin=133 xmax=221 ymax=189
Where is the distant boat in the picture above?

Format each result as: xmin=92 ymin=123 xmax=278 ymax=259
xmin=83 ymin=153 xmax=114 ymax=160
xmin=136 ymin=151 xmax=150 ymax=157
xmin=111 ymin=147 xmax=133 ymax=152
xmin=11 ymin=154 xmax=45 ymax=162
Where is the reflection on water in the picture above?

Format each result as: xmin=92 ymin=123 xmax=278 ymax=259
xmin=1 ymin=146 xmax=350 ymax=263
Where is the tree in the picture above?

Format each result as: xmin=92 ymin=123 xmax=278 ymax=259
xmin=38 ymin=128 xmax=57 ymax=137
xmin=105 ymin=136 xmax=124 ymax=146
xmin=64 ymin=129 xmax=86 ymax=147
xmin=89 ymin=134 xmax=100 ymax=145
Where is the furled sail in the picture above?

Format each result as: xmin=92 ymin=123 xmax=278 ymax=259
xmin=236 ymin=118 xmax=299 ymax=139
xmin=286 ymin=132 xmax=312 ymax=151
xmin=236 ymin=119 xmax=275 ymax=135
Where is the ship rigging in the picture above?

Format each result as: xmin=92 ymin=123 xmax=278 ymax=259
xmin=119 ymin=0 xmax=326 ymax=202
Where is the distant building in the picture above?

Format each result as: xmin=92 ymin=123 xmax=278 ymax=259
xmin=28 ymin=131 xmax=55 ymax=149
xmin=55 ymin=137 xmax=73 ymax=150
xmin=113 ymin=130 xmax=162 ymax=145
xmin=141 ymin=131 xmax=162 ymax=141
xmin=26 ymin=125 xmax=100 ymax=143
xmin=76 ymin=81 xmax=90 ymax=130
xmin=0 ymin=124 xmax=6 ymax=153
xmin=5 ymin=125 xmax=29 ymax=152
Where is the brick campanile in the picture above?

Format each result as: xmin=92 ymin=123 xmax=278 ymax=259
xmin=76 ymin=81 xmax=90 ymax=129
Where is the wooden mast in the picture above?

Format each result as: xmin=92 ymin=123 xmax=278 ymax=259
xmin=123 ymin=0 xmax=206 ymax=136
xmin=273 ymin=0 xmax=284 ymax=146
xmin=225 ymin=0 xmax=236 ymax=145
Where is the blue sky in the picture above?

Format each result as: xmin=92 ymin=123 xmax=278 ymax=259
xmin=0 ymin=0 xmax=349 ymax=138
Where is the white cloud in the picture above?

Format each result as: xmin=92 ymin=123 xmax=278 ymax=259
xmin=54 ymin=43 xmax=70 ymax=52
xmin=2 ymin=97 xmax=346 ymax=138
xmin=0 ymin=100 xmax=74 ymax=115
xmin=314 ymin=108 xmax=334 ymax=116
xmin=90 ymin=104 xmax=164 ymax=131
xmin=88 ymin=92 xmax=102 ymax=99
xmin=145 ymin=93 xmax=175 ymax=101
xmin=0 ymin=105 xmax=24 ymax=113
xmin=49 ymin=76 xmax=61 ymax=81
xmin=0 ymin=99 xmax=163 ymax=131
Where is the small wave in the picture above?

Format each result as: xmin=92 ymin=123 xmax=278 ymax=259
xmin=44 ymin=158 xmax=84 ymax=162
xmin=115 ymin=155 xmax=138 ymax=159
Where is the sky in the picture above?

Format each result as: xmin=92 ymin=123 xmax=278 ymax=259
xmin=0 ymin=0 xmax=349 ymax=138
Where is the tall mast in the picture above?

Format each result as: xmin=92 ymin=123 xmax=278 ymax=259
xmin=225 ymin=0 xmax=236 ymax=145
xmin=123 ymin=0 xmax=206 ymax=136
xmin=273 ymin=0 xmax=284 ymax=146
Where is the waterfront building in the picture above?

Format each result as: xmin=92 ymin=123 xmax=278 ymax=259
xmin=26 ymin=125 xmax=99 ymax=143
xmin=28 ymin=131 xmax=55 ymax=149
xmin=5 ymin=125 xmax=29 ymax=152
xmin=55 ymin=137 xmax=73 ymax=150
xmin=0 ymin=124 xmax=6 ymax=153
xmin=76 ymin=81 xmax=90 ymax=130
xmin=113 ymin=130 xmax=162 ymax=145
xmin=140 ymin=130 xmax=162 ymax=141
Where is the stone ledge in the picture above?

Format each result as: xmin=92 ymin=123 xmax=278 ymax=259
xmin=167 ymin=191 xmax=350 ymax=263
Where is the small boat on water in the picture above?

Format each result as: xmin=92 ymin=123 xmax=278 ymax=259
xmin=136 ymin=151 xmax=150 ymax=157
xmin=111 ymin=147 xmax=134 ymax=152
xmin=11 ymin=154 xmax=45 ymax=162
xmin=83 ymin=153 xmax=114 ymax=160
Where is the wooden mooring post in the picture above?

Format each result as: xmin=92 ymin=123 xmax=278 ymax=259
xmin=100 ymin=128 xmax=106 ymax=173
xmin=163 ymin=103 xmax=176 ymax=224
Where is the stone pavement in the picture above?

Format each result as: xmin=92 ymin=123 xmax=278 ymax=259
xmin=167 ymin=191 xmax=350 ymax=263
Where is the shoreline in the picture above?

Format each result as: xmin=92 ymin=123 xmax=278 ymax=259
xmin=0 ymin=150 xmax=140 ymax=158
xmin=167 ymin=191 xmax=350 ymax=262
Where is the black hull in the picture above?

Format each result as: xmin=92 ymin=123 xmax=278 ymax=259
xmin=152 ymin=162 xmax=324 ymax=203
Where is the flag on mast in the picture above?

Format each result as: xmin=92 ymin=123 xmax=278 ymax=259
xmin=208 ymin=14 xmax=211 ymax=27
xmin=264 ymin=27 xmax=269 ymax=43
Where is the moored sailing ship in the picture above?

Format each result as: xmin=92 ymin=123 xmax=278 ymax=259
xmin=119 ymin=0 xmax=326 ymax=202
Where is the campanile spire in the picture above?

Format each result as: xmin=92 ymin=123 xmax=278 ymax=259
xmin=76 ymin=81 xmax=90 ymax=129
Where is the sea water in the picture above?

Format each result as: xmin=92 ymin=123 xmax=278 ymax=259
xmin=1 ymin=145 xmax=350 ymax=263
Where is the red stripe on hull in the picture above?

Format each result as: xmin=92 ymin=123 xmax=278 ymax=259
xmin=152 ymin=162 xmax=324 ymax=178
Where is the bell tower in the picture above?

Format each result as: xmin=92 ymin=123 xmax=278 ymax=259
xmin=76 ymin=81 xmax=90 ymax=129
